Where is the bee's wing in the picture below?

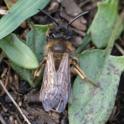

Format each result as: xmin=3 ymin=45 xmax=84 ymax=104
xmin=56 ymin=53 xmax=71 ymax=112
xmin=39 ymin=51 xmax=58 ymax=111
xmin=40 ymin=51 xmax=71 ymax=113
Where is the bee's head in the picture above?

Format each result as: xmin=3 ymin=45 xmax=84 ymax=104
xmin=40 ymin=10 xmax=88 ymax=40
xmin=48 ymin=24 xmax=73 ymax=40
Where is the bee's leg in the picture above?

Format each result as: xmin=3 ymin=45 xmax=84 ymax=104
xmin=33 ymin=57 xmax=46 ymax=78
xmin=71 ymin=61 xmax=98 ymax=87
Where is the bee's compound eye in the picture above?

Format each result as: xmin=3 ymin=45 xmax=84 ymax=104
xmin=52 ymin=44 xmax=65 ymax=53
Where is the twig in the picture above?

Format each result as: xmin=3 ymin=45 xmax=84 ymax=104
xmin=0 ymin=80 xmax=31 ymax=124
xmin=0 ymin=114 xmax=6 ymax=124
xmin=79 ymin=0 xmax=91 ymax=7
xmin=115 ymin=43 xmax=124 ymax=55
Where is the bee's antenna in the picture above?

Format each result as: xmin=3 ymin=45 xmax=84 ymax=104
xmin=39 ymin=10 xmax=59 ymax=26
xmin=67 ymin=11 xmax=88 ymax=28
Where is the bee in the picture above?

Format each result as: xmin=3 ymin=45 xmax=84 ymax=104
xmin=34 ymin=11 xmax=96 ymax=113
xmin=40 ymin=39 xmax=75 ymax=113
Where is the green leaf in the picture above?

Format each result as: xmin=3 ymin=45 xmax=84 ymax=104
xmin=26 ymin=24 xmax=49 ymax=61
xmin=69 ymin=8 xmax=124 ymax=124
xmin=105 ymin=13 xmax=124 ymax=54
xmin=68 ymin=49 xmax=124 ymax=124
xmin=89 ymin=0 xmax=118 ymax=48
xmin=0 ymin=34 xmax=38 ymax=69
xmin=0 ymin=0 xmax=50 ymax=39
xmin=11 ymin=24 xmax=49 ymax=87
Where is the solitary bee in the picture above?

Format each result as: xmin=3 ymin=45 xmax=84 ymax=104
xmin=35 ymin=11 xmax=96 ymax=113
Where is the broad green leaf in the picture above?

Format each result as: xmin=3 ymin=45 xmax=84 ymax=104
xmin=69 ymin=49 xmax=124 ymax=124
xmin=105 ymin=13 xmax=124 ymax=54
xmin=0 ymin=0 xmax=50 ymax=39
xmin=69 ymin=9 xmax=124 ymax=124
xmin=89 ymin=0 xmax=118 ymax=48
xmin=11 ymin=24 xmax=49 ymax=86
xmin=0 ymin=34 xmax=38 ymax=69
xmin=26 ymin=24 xmax=49 ymax=61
